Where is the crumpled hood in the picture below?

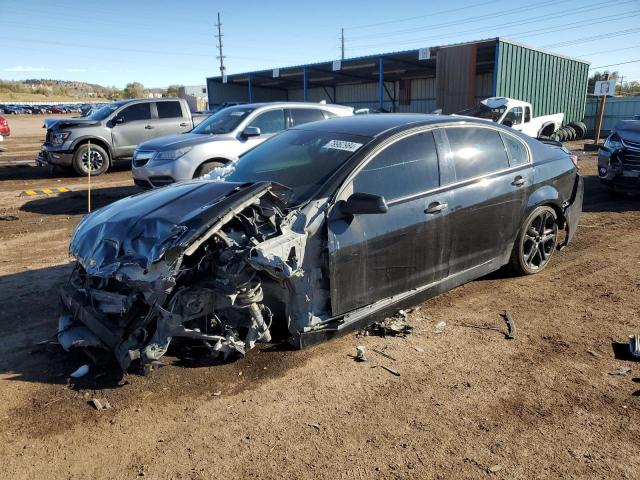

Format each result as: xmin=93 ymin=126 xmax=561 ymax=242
xmin=138 ymin=132 xmax=228 ymax=151
xmin=44 ymin=117 xmax=100 ymax=130
xmin=70 ymin=180 xmax=279 ymax=277
xmin=614 ymin=120 xmax=640 ymax=144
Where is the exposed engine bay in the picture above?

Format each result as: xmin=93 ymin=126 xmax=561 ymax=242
xmin=59 ymin=182 xmax=328 ymax=372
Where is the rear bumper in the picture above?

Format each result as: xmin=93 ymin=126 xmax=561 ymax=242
xmin=560 ymin=174 xmax=583 ymax=248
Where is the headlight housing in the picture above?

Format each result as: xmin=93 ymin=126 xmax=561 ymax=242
xmin=51 ymin=131 xmax=71 ymax=146
xmin=603 ymin=133 xmax=623 ymax=151
xmin=154 ymin=146 xmax=193 ymax=162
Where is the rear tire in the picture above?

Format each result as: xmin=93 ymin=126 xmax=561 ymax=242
xmin=509 ymin=206 xmax=559 ymax=276
xmin=194 ymin=160 xmax=225 ymax=178
xmin=72 ymin=143 xmax=109 ymax=176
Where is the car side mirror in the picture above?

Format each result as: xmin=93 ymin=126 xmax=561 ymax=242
xmin=340 ymin=192 xmax=388 ymax=216
xmin=242 ymin=126 xmax=261 ymax=138
xmin=502 ymin=119 xmax=513 ymax=127
xmin=113 ymin=116 xmax=124 ymax=125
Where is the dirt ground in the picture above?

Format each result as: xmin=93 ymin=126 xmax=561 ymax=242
xmin=0 ymin=115 xmax=638 ymax=479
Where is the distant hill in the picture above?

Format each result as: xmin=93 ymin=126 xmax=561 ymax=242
xmin=0 ymin=79 xmax=174 ymax=102
xmin=0 ymin=79 xmax=122 ymax=101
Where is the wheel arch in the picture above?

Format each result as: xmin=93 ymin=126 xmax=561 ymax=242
xmin=537 ymin=121 xmax=556 ymax=138
xmin=526 ymin=185 xmax=566 ymax=227
xmin=70 ymin=136 xmax=113 ymax=162
xmin=193 ymin=157 xmax=231 ymax=177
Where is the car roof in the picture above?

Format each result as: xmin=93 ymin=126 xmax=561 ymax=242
xmin=237 ymin=102 xmax=352 ymax=111
xmin=290 ymin=113 xmax=480 ymax=137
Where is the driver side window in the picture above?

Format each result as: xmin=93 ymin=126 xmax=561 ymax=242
xmin=352 ymin=131 xmax=440 ymax=202
xmin=248 ymin=109 xmax=285 ymax=134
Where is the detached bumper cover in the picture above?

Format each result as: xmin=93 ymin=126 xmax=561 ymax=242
xmin=560 ymin=174 xmax=584 ymax=248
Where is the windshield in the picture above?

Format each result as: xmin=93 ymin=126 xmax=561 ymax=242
xmin=86 ymin=103 xmax=120 ymax=120
xmin=192 ymin=106 xmax=255 ymax=134
xmin=223 ymin=129 xmax=372 ymax=205
xmin=458 ymin=104 xmax=507 ymax=122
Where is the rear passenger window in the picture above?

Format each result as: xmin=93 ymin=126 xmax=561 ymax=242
xmin=290 ymin=108 xmax=326 ymax=126
xmin=119 ymin=103 xmax=151 ymax=122
xmin=501 ymin=134 xmax=529 ymax=167
xmin=353 ymin=131 xmax=439 ymax=201
xmin=156 ymin=101 xmax=182 ymax=119
xmin=445 ymin=127 xmax=509 ymax=182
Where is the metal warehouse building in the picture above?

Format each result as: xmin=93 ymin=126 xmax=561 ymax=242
xmin=207 ymin=38 xmax=590 ymax=124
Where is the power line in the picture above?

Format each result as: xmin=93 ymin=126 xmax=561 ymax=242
xmin=542 ymin=27 xmax=640 ymax=48
xmin=590 ymin=59 xmax=640 ymax=70
xmin=345 ymin=0 xmax=499 ymax=30
xmin=348 ymin=0 xmax=569 ymax=41
xmin=348 ymin=10 xmax=640 ymax=51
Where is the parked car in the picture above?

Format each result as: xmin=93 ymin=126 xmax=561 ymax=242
xmin=598 ymin=118 xmax=640 ymax=194
xmin=458 ymin=97 xmax=564 ymax=138
xmin=131 ymin=102 xmax=354 ymax=189
xmin=37 ymin=98 xmax=209 ymax=176
xmin=0 ymin=115 xmax=9 ymax=140
xmin=58 ymin=114 xmax=583 ymax=372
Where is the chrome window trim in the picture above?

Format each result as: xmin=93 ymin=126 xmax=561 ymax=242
xmin=336 ymin=123 xmax=532 ymax=206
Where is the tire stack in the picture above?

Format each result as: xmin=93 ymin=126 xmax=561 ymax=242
xmin=552 ymin=121 xmax=587 ymax=143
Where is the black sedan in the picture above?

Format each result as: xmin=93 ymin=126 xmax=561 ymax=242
xmin=58 ymin=114 xmax=583 ymax=372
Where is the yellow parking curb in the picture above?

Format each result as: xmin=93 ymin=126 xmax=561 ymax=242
xmin=20 ymin=187 xmax=71 ymax=197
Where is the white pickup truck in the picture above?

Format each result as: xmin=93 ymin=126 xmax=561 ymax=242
xmin=458 ymin=97 xmax=563 ymax=138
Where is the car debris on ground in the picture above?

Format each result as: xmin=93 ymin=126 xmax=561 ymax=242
xmin=355 ymin=345 xmax=368 ymax=362
xmin=363 ymin=312 xmax=414 ymax=337
xmin=434 ymin=321 xmax=447 ymax=334
xmin=457 ymin=310 xmax=517 ymax=339
xmin=629 ymin=335 xmax=640 ymax=359
xmin=608 ymin=367 xmax=631 ymax=376
xmin=90 ymin=398 xmax=111 ymax=410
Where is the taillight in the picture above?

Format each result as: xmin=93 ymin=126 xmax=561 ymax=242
xmin=570 ymin=154 xmax=578 ymax=168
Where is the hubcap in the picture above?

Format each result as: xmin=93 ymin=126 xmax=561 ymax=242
xmin=522 ymin=210 xmax=557 ymax=271
xmin=81 ymin=149 xmax=104 ymax=173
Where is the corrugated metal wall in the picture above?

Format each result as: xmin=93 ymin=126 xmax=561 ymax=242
xmin=495 ymin=40 xmax=589 ymax=124
xmin=584 ymin=96 xmax=640 ymax=135
xmin=436 ymin=44 xmax=478 ymax=113
xmin=207 ymin=79 xmax=286 ymax=104
xmin=395 ymin=78 xmax=436 ymax=113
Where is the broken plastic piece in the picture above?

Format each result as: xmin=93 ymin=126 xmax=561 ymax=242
xmin=355 ymin=345 xmax=368 ymax=362
xmin=435 ymin=321 xmax=447 ymax=334
xmin=629 ymin=335 xmax=640 ymax=359
xmin=91 ymin=398 xmax=111 ymax=410
xmin=69 ymin=364 xmax=90 ymax=378
xmin=608 ymin=367 xmax=631 ymax=376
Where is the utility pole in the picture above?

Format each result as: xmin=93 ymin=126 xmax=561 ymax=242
xmin=216 ymin=12 xmax=226 ymax=77
xmin=340 ymin=27 xmax=345 ymax=60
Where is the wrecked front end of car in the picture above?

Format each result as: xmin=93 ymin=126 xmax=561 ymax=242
xmin=59 ymin=180 xmax=324 ymax=372
xmin=598 ymin=123 xmax=640 ymax=194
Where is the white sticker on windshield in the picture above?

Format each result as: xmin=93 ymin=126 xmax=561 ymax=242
xmin=230 ymin=111 xmax=246 ymax=116
xmin=322 ymin=139 xmax=363 ymax=152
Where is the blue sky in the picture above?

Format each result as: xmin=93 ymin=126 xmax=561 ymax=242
xmin=2 ymin=0 xmax=639 ymax=88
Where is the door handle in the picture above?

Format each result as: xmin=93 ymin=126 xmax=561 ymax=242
xmin=179 ymin=122 xmax=188 ymax=127
xmin=425 ymin=201 xmax=448 ymax=214
xmin=144 ymin=125 xmax=154 ymax=130
xmin=511 ymin=175 xmax=526 ymax=187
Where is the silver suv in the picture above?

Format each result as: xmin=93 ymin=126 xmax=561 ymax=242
xmin=131 ymin=102 xmax=353 ymax=188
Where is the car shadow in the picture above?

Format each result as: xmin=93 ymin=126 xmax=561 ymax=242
xmin=582 ymin=173 xmax=639 ymax=213
xmin=0 ymin=163 xmax=132 ymax=182
xmin=20 ymin=185 xmax=140 ymax=215
xmin=0 ymin=262 xmax=129 ymax=389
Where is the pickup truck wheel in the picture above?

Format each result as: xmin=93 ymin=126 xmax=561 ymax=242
xmin=72 ymin=144 xmax=109 ymax=176
xmin=509 ymin=206 xmax=558 ymax=276
xmin=194 ymin=160 xmax=225 ymax=178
